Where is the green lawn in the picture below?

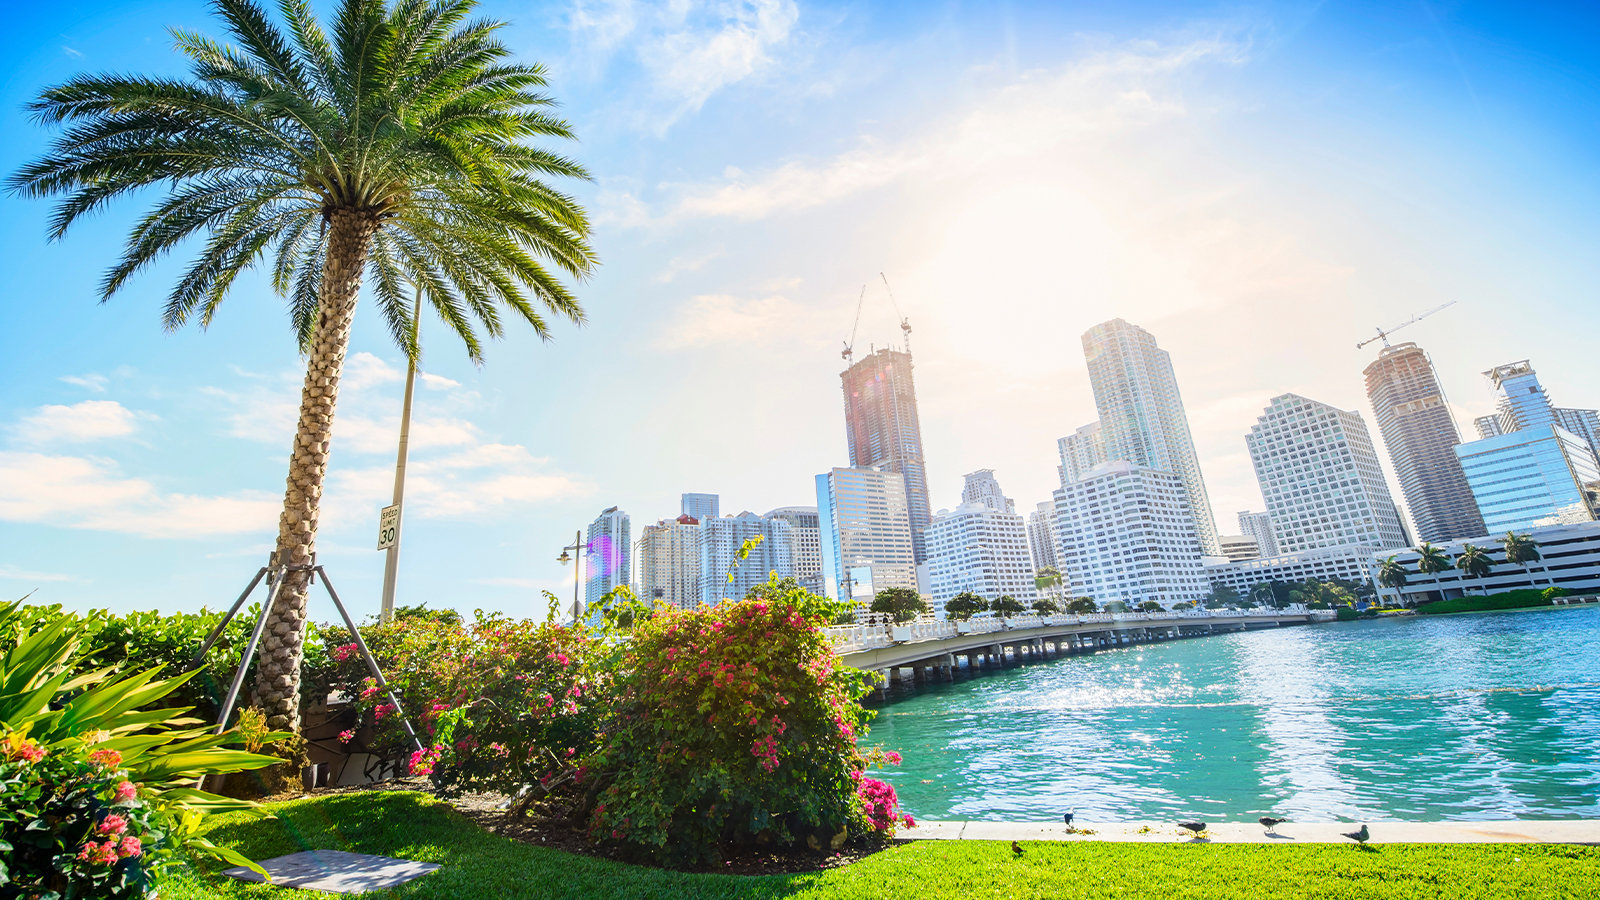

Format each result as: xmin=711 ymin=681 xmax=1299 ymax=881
xmin=164 ymin=792 xmax=1600 ymax=900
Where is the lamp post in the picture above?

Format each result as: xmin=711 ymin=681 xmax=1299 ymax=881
xmin=557 ymin=530 xmax=589 ymax=623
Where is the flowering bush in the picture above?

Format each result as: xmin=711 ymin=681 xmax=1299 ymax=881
xmin=581 ymin=577 xmax=881 ymax=866
xmin=0 ymin=731 xmax=162 ymax=898
xmin=321 ymin=608 xmax=611 ymax=804
xmin=0 ymin=599 xmax=285 ymax=898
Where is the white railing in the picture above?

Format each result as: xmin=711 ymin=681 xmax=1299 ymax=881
xmin=822 ymin=605 xmax=1311 ymax=652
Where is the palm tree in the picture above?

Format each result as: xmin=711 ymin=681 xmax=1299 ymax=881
xmin=11 ymin=0 xmax=596 ymax=732
xmin=1377 ymin=556 xmax=1409 ymax=605
xmin=1502 ymin=531 xmax=1544 ymax=584
xmin=1455 ymin=544 xmax=1493 ymax=592
xmin=1249 ymin=582 xmax=1275 ymax=609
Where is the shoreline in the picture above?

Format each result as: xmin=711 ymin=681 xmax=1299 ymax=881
xmin=897 ymin=819 xmax=1600 ymax=844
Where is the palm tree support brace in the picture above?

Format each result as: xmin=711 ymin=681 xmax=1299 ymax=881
xmin=193 ymin=554 xmax=424 ymax=755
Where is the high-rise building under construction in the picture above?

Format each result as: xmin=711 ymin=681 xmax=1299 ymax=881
xmin=1363 ymin=342 xmax=1485 ymax=542
xmin=840 ymin=347 xmax=932 ymax=564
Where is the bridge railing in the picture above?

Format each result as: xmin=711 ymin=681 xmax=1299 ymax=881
xmin=821 ymin=605 xmax=1312 ymax=652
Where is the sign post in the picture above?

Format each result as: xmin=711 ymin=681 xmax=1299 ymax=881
xmin=377 ymin=504 xmax=400 ymax=551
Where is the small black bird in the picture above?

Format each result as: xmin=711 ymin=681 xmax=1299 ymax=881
xmin=1063 ymin=810 xmax=1075 ymax=826
xmin=1011 ymin=840 xmax=1024 ymax=856
xmin=1178 ymin=821 xmax=1206 ymax=837
xmin=1341 ymin=824 xmax=1370 ymax=844
xmin=1259 ymin=816 xmax=1286 ymax=833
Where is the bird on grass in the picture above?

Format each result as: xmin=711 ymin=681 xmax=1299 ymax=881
xmin=1259 ymin=816 xmax=1287 ymax=834
xmin=1178 ymin=821 xmax=1207 ymax=838
xmin=1063 ymin=810 xmax=1075 ymax=826
xmin=1011 ymin=841 xmax=1024 ymax=857
xmin=1341 ymin=824 xmax=1370 ymax=844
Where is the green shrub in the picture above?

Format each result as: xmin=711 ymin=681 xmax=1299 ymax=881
xmin=320 ymin=607 xmax=612 ymax=805
xmin=582 ymin=578 xmax=887 ymax=866
xmin=0 ymin=600 xmax=283 ymax=898
xmin=1416 ymin=589 xmax=1555 ymax=615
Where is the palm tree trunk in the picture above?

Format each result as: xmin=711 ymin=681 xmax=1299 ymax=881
xmin=254 ymin=209 xmax=380 ymax=733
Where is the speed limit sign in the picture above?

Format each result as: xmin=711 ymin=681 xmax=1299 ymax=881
xmin=377 ymin=504 xmax=400 ymax=550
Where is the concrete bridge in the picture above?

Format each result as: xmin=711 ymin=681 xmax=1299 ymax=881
xmin=823 ymin=607 xmax=1320 ymax=691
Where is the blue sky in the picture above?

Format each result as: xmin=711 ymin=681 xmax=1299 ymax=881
xmin=2 ymin=0 xmax=1597 ymax=618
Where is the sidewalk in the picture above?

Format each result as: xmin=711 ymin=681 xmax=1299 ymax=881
xmin=897 ymin=820 xmax=1600 ymax=844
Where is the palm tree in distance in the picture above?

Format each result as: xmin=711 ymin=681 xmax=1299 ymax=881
xmin=1377 ymin=556 xmax=1409 ymax=605
xmin=1502 ymin=531 xmax=1544 ymax=585
xmin=1455 ymin=544 xmax=1494 ymax=593
xmin=10 ymin=0 xmax=597 ymax=732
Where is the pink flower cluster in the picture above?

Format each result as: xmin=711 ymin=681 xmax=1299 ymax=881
xmin=77 ymin=835 xmax=141 ymax=865
xmin=331 ymin=643 xmax=359 ymax=662
xmin=88 ymin=748 xmax=123 ymax=769
xmin=97 ymin=813 xmax=129 ymax=836
xmin=373 ymin=703 xmax=396 ymax=721
xmin=112 ymin=780 xmax=138 ymax=804
xmin=409 ymin=744 xmax=445 ymax=776
xmin=337 ymin=729 xmax=356 ymax=744
xmin=857 ymin=777 xmax=903 ymax=833
xmin=6 ymin=737 xmax=45 ymax=764
xmin=750 ymin=734 xmax=779 ymax=772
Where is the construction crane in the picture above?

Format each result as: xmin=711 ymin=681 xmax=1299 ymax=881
xmin=880 ymin=272 xmax=912 ymax=354
xmin=1356 ymin=300 xmax=1457 ymax=350
xmin=841 ymin=285 xmax=866 ymax=363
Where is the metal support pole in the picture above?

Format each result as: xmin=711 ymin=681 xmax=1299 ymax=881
xmin=213 ymin=565 xmax=285 ymax=736
xmin=188 ymin=566 xmax=268 ymax=671
xmin=316 ymin=566 xmax=424 ymax=753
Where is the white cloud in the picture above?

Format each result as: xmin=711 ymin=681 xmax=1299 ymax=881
xmin=326 ymin=443 xmax=588 ymax=521
xmin=340 ymin=352 xmax=403 ymax=391
xmin=567 ymin=0 xmax=800 ymax=133
xmin=0 ymin=451 xmax=279 ymax=539
xmin=419 ymin=372 xmax=461 ymax=390
xmin=0 ymin=565 xmax=81 ymax=583
xmin=654 ymin=292 xmax=833 ymax=349
xmin=12 ymin=401 xmax=148 ymax=444
xmin=59 ymin=374 xmax=108 ymax=392
xmin=654 ymin=247 xmax=724 ymax=283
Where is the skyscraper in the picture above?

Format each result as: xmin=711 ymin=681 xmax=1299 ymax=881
xmin=925 ymin=501 xmax=1036 ymax=618
xmin=681 ymin=492 xmax=719 ymax=521
xmin=765 ymin=506 xmax=824 ymax=597
xmin=960 ymin=469 xmax=1014 ymax=514
xmin=1363 ymin=342 xmax=1485 ymax=542
xmin=1246 ymin=393 xmax=1407 ymax=553
xmin=841 ymin=348 xmax=932 ymax=564
xmin=815 ymin=466 xmax=918 ymax=604
xmin=1054 ymin=462 xmax=1208 ymax=609
xmin=1056 ymin=422 xmax=1106 ymax=488
xmin=636 ymin=515 xmax=701 ymax=608
xmin=699 ymin=512 xmax=792 ymax=604
xmin=584 ymin=506 xmax=631 ymax=610
xmin=1237 ymin=510 xmax=1279 ymax=557
xmin=1456 ymin=426 xmax=1600 ymax=533
xmin=1081 ymin=319 xmax=1220 ymax=554
xmin=1026 ymin=501 xmax=1059 ymax=572
xmin=1485 ymin=361 xmax=1556 ymax=433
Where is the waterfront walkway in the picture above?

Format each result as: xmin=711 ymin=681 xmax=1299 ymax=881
xmin=899 ymin=819 xmax=1600 ymax=844
xmin=824 ymin=607 xmax=1316 ymax=687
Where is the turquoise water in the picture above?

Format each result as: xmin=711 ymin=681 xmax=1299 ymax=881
xmin=868 ymin=605 xmax=1600 ymax=822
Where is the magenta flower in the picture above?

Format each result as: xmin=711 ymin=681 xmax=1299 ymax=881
xmin=97 ymin=814 xmax=128 ymax=836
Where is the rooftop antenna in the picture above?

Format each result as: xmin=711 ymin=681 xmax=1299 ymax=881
xmin=842 ymin=284 xmax=867 ymax=364
xmin=1357 ymin=300 xmax=1456 ymax=350
xmin=879 ymin=272 xmax=911 ymax=354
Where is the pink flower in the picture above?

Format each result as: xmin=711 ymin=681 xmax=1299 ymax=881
xmin=112 ymin=781 xmax=138 ymax=803
xmin=903 ymin=815 xmax=916 ymax=829
xmin=338 ymin=729 xmax=356 ymax=744
xmin=97 ymin=814 xmax=128 ymax=836
xmin=884 ymin=751 xmax=903 ymax=765
xmin=374 ymin=703 xmax=395 ymax=721
xmin=118 ymin=835 xmax=143 ymax=858
xmin=12 ymin=741 xmax=45 ymax=764
xmin=331 ymin=643 xmax=358 ymax=662
xmin=77 ymin=840 xmax=120 ymax=866
xmin=89 ymin=748 xmax=123 ymax=769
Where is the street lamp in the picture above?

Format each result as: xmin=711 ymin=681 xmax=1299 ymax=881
xmin=558 ymin=530 xmax=590 ymax=624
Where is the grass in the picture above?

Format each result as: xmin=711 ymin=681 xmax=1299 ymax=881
xmin=162 ymin=792 xmax=1600 ymax=900
xmin=1414 ymin=589 xmax=1554 ymax=616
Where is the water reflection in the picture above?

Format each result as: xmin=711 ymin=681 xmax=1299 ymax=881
xmin=870 ymin=605 xmax=1600 ymax=822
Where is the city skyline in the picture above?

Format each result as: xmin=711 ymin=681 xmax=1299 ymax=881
xmin=4 ymin=0 xmax=1598 ymax=616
